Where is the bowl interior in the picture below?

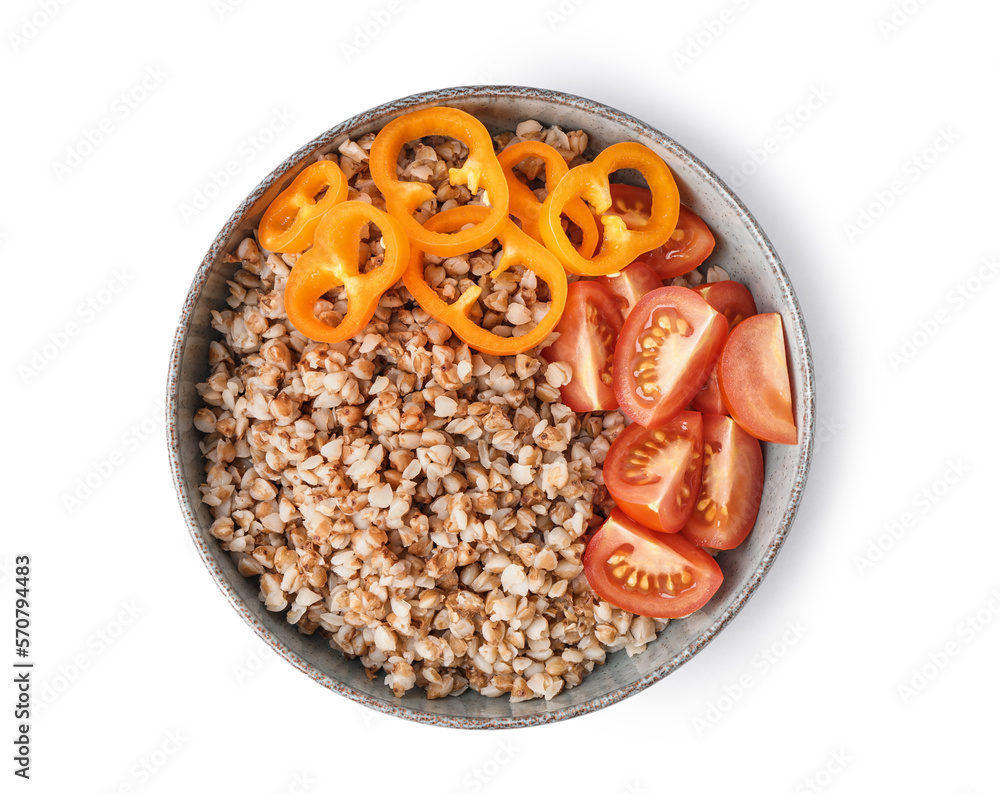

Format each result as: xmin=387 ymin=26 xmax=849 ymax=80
xmin=167 ymin=86 xmax=814 ymax=728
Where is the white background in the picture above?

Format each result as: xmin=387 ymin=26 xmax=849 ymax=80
xmin=4 ymin=0 xmax=998 ymax=791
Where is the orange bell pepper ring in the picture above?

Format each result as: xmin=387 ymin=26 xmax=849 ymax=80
xmin=497 ymin=141 xmax=601 ymax=259
xmin=284 ymin=201 xmax=409 ymax=344
xmin=402 ymin=205 xmax=567 ymax=356
xmin=368 ymin=107 xmax=509 ymax=256
xmin=258 ymin=160 xmax=349 ymax=253
xmin=497 ymin=140 xmax=599 ymax=259
xmin=539 ymin=142 xmax=680 ymax=276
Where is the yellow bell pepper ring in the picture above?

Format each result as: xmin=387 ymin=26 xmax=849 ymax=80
xmin=402 ymin=205 xmax=568 ymax=356
xmin=257 ymin=160 xmax=349 ymax=253
xmin=497 ymin=140 xmax=599 ymax=259
xmin=539 ymin=142 xmax=680 ymax=276
xmin=284 ymin=201 xmax=409 ymax=344
xmin=368 ymin=106 xmax=510 ymax=257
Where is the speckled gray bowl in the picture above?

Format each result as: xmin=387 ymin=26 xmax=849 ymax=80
xmin=167 ymin=85 xmax=814 ymax=729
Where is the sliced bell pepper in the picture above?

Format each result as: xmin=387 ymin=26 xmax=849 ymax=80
xmin=497 ymin=140 xmax=599 ymax=258
xmin=402 ymin=205 xmax=567 ymax=356
xmin=539 ymin=142 xmax=680 ymax=276
xmin=368 ymin=106 xmax=509 ymax=256
xmin=258 ymin=160 xmax=349 ymax=253
xmin=284 ymin=201 xmax=409 ymax=344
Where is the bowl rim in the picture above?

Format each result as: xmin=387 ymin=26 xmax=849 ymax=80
xmin=166 ymin=84 xmax=816 ymax=729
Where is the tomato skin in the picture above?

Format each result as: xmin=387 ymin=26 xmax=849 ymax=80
xmin=595 ymin=260 xmax=663 ymax=318
xmin=605 ymin=185 xmax=716 ymax=279
xmin=694 ymin=281 xmax=758 ymax=329
xmin=690 ymin=280 xmax=758 ymax=414
xmin=643 ymin=205 xmax=717 ymax=279
xmin=542 ymin=281 xmax=623 ymax=412
xmin=613 ymin=286 xmax=728 ymax=428
xmin=603 ymin=413 xmax=704 ymax=534
xmin=681 ymin=415 xmax=764 ymax=550
xmin=583 ymin=508 xmax=724 ymax=619
xmin=689 ymin=366 xmax=727 ymax=415
xmin=718 ymin=313 xmax=797 ymax=445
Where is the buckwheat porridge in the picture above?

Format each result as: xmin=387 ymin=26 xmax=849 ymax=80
xmin=195 ymin=119 xmax=727 ymax=703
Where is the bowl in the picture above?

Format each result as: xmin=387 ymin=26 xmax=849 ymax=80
xmin=167 ymin=85 xmax=815 ymax=728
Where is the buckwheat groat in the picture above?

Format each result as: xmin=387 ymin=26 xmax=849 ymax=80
xmin=196 ymin=121 xmax=670 ymax=702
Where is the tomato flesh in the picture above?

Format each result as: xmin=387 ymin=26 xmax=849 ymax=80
xmin=718 ymin=313 xmax=797 ymax=445
xmin=681 ymin=415 xmax=764 ymax=549
xmin=542 ymin=281 xmax=623 ymax=412
xmin=690 ymin=366 xmax=727 ymax=415
xmin=584 ymin=508 xmax=724 ymax=619
xmin=613 ymin=286 xmax=727 ymax=428
xmin=690 ymin=280 xmax=758 ymax=414
xmin=603 ymin=413 xmax=704 ymax=534
xmin=595 ymin=260 xmax=663 ymax=317
xmin=606 ymin=185 xmax=716 ymax=279
xmin=694 ymin=281 xmax=758 ymax=329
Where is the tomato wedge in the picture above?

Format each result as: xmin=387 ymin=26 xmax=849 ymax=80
xmin=595 ymin=260 xmax=663 ymax=317
xmin=681 ymin=415 xmax=763 ymax=549
xmin=603 ymin=413 xmax=704 ymax=534
xmin=718 ymin=313 xmax=797 ymax=445
xmin=613 ymin=286 xmax=727 ymax=428
xmin=689 ymin=367 xmax=726 ymax=415
xmin=605 ymin=185 xmax=716 ymax=279
xmin=690 ymin=280 xmax=758 ymax=415
xmin=584 ymin=508 xmax=723 ymax=619
xmin=695 ymin=281 xmax=757 ymax=329
xmin=542 ymin=281 xmax=623 ymax=412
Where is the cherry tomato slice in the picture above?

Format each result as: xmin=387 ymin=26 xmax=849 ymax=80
xmin=613 ymin=286 xmax=727 ymax=428
xmin=606 ymin=185 xmax=716 ymax=280
xmin=718 ymin=313 xmax=797 ymax=445
xmin=542 ymin=281 xmax=623 ymax=412
xmin=595 ymin=260 xmax=663 ymax=318
xmin=603 ymin=413 xmax=704 ymax=534
xmin=695 ymin=281 xmax=758 ymax=329
xmin=584 ymin=508 xmax=724 ymax=619
xmin=681 ymin=415 xmax=764 ymax=549
xmin=690 ymin=366 xmax=727 ymax=415
xmin=690 ymin=280 xmax=758 ymax=414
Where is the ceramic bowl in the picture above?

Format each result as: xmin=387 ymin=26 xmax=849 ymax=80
xmin=167 ymin=85 xmax=815 ymax=728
